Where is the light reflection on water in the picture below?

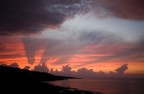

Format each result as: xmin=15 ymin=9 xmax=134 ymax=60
xmin=49 ymin=78 xmax=144 ymax=94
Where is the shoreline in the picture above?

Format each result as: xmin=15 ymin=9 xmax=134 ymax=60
xmin=0 ymin=66 xmax=102 ymax=94
xmin=0 ymin=81 xmax=102 ymax=94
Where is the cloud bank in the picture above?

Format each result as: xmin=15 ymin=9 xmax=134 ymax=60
xmin=1 ymin=0 xmax=144 ymax=35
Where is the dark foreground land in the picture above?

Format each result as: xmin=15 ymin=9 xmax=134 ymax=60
xmin=0 ymin=66 xmax=101 ymax=94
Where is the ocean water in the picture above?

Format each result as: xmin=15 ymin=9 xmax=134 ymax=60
xmin=49 ymin=78 xmax=144 ymax=94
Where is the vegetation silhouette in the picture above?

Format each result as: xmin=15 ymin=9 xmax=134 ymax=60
xmin=0 ymin=65 xmax=102 ymax=94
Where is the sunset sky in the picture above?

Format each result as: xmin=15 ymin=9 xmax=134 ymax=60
xmin=0 ymin=0 xmax=144 ymax=74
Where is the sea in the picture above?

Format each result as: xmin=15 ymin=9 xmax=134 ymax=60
xmin=49 ymin=78 xmax=144 ymax=94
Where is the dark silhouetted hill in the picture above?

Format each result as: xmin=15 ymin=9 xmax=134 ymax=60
xmin=0 ymin=65 xmax=72 ymax=81
xmin=0 ymin=65 xmax=100 ymax=94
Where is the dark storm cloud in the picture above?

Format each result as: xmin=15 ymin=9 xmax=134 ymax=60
xmin=113 ymin=0 xmax=144 ymax=19
xmin=0 ymin=0 xmax=73 ymax=35
xmin=92 ymin=0 xmax=144 ymax=19
xmin=0 ymin=0 xmax=143 ymax=35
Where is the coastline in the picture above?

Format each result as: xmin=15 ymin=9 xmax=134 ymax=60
xmin=0 ymin=81 xmax=97 ymax=94
xmin=0 ymin=66 xmax=102 ymax=94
